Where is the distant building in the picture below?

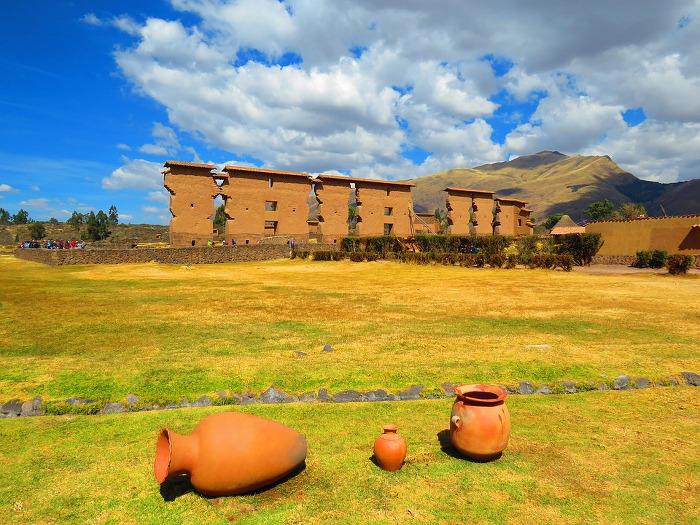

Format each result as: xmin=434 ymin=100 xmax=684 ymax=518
xmin=550 ymin=215 xmax=585 ymax=235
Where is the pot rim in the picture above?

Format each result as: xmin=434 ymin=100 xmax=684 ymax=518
xmin=454 ymin=384 xmax=507 ymax=404
xmin=154 ymin=428 xmax=171 ymax=483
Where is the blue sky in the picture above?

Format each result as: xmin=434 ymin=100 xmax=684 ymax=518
xmin=1 ymin=1 xmax=697 ymax=223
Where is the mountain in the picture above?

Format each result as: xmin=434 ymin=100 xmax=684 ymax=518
xmin=410 ymin=151 xmax=700 ymax=221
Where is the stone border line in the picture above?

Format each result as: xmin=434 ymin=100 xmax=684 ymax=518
xmin=1 ymin=372 xmax=698 ymax=419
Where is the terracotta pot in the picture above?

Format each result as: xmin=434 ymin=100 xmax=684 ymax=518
xmin=373 ymin=424 xmax=407 ymax=471
xmin=450 ymin=384 xmax=510 ymax=461
xmin=154 ymin=411 xmax=307 ymax=496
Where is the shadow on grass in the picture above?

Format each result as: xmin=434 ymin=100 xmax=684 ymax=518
xmin=436 ymin=429 xmax=502 ymax=463
xmin=159 ymin=461 xmax=307 ymax=502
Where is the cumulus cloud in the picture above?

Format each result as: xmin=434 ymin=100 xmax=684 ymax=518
xmin=102 ymin=158 xmax=163 ymax=190
xmin=0 ymin=183 xmax=15 ymax=192
xmin=19 ymin=198 xmax=50 ymax=208
xmin=101 ymin=0 xmax=700 ymax=183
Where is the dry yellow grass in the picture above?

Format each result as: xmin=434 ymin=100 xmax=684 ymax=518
xmin=0 ymin=255 xmax=698 ymax=403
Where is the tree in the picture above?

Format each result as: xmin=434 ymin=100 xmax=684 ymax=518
xmin=583 ymin=200 xmax=616 ymax=222
xmin=83 ymin=210 xmax=111 ymax=241
xmin=28 ymin=222 xmax=46 ymax=240
xmin=213 ymin=204 xmax=227 ymax=230
xmin=11 ymin=209 xmax=30 ymax=224
xmin=48 ymin=217 xmax=59 ymax=225
xmin=434 ymin=209 xmax=449 ymax=233
xmin=347 ymin=204 xmax=357 ymax=226
xmin=542 ymin=213 xmax=563 ymax=230
xmin=618 ymin=202 xmax=646 ymax=220
xmin=0 ymin=208 xmax=9 ymax=225
xmin=108 ymin=205 xmax=119 ymax=225
xmin=67 ymin=211 xmax=84 ymax=229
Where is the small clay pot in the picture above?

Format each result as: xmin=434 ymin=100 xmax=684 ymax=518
xmin=154 ymin=411 xmax=307 ymax=496
xmin=373 ymin=424 xmax=407 ymax=471
xmin=450 ymin=384 xmax=510 ymax=461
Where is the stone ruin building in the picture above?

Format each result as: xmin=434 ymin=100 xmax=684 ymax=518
xmin=163 ymin=160 xmax=534 ymax=246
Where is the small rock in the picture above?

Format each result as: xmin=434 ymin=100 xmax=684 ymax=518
xmin=518 ymin=382 xmax=535 ymax=395
xmin=322 ymin=344 xmax=334 ymax=353
xmin=398 ymin=385 xmax=424 ymax=400
xmin=192 ymin=395 xmax=213 ymax=407
xmin=613 ymin=375 xmax=630 ymax=390
xmin=179 ymin=397 xmax=191 ymax=408
xmin=20 ymin=397 xmax=43 ymax=417
xmin=102 ymin=402 xmax=126 ymax=414
xmin=294 ymin=351 xmax=307 ymax=357
xmin=597 ymin=383 xmax=609 ymax=391
xmin=66 ymin=397 xmax=95 ymax=406
xmin=388 ymin=394 xmax=401 ymax=401
xmin=125 ymin=394 xmax=140 ymax=405
xmin=332 ymin=390 xmax=364 ymax=402
xmin=299 ymin=392 xmax=317 ymax=403
xmin=441 ymin=382 xmax=455 ymax=396
xmin=317 ymin=388 xmax=330 ymax=402
xmin=217 ymin=391 xmax=229 ymax=401
xmin=681 ymin=371 xmax=700 ymax=386
xmin=536 ymin=385 xmax=552 ymax=395
xmin=1 ymin=399 xmax=22 ymax=416
xmin=504 ymin=384 xmax=519 ymax=395
xmin=667 ymin=377 xmax=679 ymax=386
xmin=165 ymin=403 xmax=179 ymax=409
xmin=364 ymin=389 xmax=390 ymax=402
xmin=260 ymin=386 xmax=295 ymax=404
xmin=634 ymin=377 xmax=650 ymax=389
xmin=562 ymin=381 xmax=577 ymax=394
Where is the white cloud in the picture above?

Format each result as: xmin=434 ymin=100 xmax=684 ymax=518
xmin=81 ymin=13 xmax=103 ymax=26
xmin=19 ymin=198 xmax=50 ymax=208
xmin=139 ymin=144 xmax=169 ymax=156
xmin=142 ymin=205 xmax=162 ymax=214
xmin=0 ymin=183 xmax=15 ymax=192
xmin=117 ymin=143 xmax=131 ymax=151
xmin=102 ymin=158 xmax=163 ymax=190
xmin=147 ymin=190 xmax=170 ymax=204
xmin=138 ymin=122 xmax=181 ymax=157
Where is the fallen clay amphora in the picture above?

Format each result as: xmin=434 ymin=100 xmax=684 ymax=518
xmin=450 ymin=384 xmax=510 ymax=461
xmin=154 ymin=411 xmax=307 ymax=496
xmin=373 ymin=424 xmax=407 ymax=471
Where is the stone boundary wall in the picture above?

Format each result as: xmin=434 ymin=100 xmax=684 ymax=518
xmin=592 ymin=254 xmax=700 ymax=267
xmin=294 ymin=243 xmax=339 ymax=253
xmin=14 ymin=245 xmax=290 ymax=266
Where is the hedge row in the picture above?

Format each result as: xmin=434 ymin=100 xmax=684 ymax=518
xmin=633 ymin=250 xmax=668 ymax=268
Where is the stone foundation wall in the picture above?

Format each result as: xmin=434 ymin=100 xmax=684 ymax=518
xmin=14 ymin=245 xmax=290 ymax=266
xmin=592 ymin=254 xmax=700 ymax=267
xmin=294 ymin=243 xmax=339 ymax=253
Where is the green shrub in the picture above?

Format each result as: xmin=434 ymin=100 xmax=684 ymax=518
xmin=488 ymin=253 xmax=505 ymax=268
xmin=666 ymin=254 xmax=693 ymax=275
xmin=292 ymin=250 xmax=310 ymax=259
xmin=557 ymin=253 xmax=574 ymax=272
xmin=365 ymin=236 xmax=402 ymax=257
xmin=312 ymin=250 xmax=334 ymax=261
xmin=554 ymin=233 xmax=603 ymax=266
xmin=401 ymin=252 xmax=432 ymax=264
xmin=460 ymin=253 xmax=476 ymax=267
xmin=333 ymin=251 xmax=347 ymax=261
xmin=364 ymin=251 xmax=380 ymax=261
xmin=440 ymin=252 xmax=460 ymax=265
xmin=349 ymin=252 xmax=365 ymax=262
xmin=340 ymin=237 xmax=361 ymax=252
xmin=505 ymin=255 xmax=517 ymax=269
xmin=474 ymin=253 xmax=486 ymax=267
xmin=633 ymin=250 xmax=651 ymax=268
xmin=649 ymin=250 xmax=668 ymax=269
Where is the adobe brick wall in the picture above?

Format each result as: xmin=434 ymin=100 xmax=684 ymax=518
xmin=315 ymin=178 xmax=352 ymax=243
xmin=14 ymin=245 xmax=290 ymax=266
xmin=356 ymin=182 xmax=413 ymax=237
xmin=586 ymin=215 xmax=700 ymax=256
xmin=446 ymin=190 xmax=494 ymax=235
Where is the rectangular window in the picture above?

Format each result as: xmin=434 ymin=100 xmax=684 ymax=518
xmin=268 ymin=177 xmax=273 ymax=188
xmin=265 ymin=201 xmax=278 ymax=211
xmin=384 ymin=223 xmax=393 ymax=235
xmin=384 ymin=207 xmax=393 ymax=216
xmin=518 ymin=218 xmax=522 ymax=226
xmin=264 ymin=220 xmax=277 ymax=229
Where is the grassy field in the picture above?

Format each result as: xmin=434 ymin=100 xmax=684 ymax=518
xmin=1 ymin=255 xmax=698 ymax=403
xmin=0 ymin=388 xmax=697 ymax=524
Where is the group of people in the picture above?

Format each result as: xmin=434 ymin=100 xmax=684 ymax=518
xmin=206 ymin=239 xmax=238 ymax=246
xmin=19 ymin=239 xmax=86 ymax=249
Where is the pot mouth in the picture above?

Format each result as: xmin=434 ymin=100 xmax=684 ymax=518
xmin=383 ymin=424 xmax=398 ymax=433
xmin=154 ymin=429 xmax=171 ymax=483
xmin=454 ymin=384 xmax=507 ymax=404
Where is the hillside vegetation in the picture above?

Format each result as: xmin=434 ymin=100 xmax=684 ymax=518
xmin=411 ymin=151 xmax=700 ymax=221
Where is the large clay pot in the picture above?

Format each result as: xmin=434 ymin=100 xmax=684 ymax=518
xmin=450 ymin=384 xmax=510 ymax=461
xmin=154 ymin=411 xmax=307 ymax=496
xmin=373 ymin=424 xmax=407 ymax=471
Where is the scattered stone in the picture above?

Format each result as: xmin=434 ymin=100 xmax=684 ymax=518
xmin=441 ymin=382 xmax=455 ymax=396
xmin=217 ymin=391 xmax=229 ymax=402
xmin=299 ymin=392 xmax=317 ymax=403
xmin=518 ymin=382 xmax=535 ymax=395
xmin=20 ymin=397 xmax=43 ymax=417
xmin=179 ymin=397 xmax=191 ymax=408
xmin=613 ymin=375 xmax=630 ymax=390
xmin=398 ymin=385 xmax=424 ymax=400
xmin=667 ymin=377 xmax=679 ymax=386
xmin=597 ymin=383 xmax=609 ymax=391
xmin=192 ymin=395 xmax=213 ymax=407
xmin=102 ymin=402 xmax=126 ymax=414
xmin=562 ymin=381 xmax=577 ymax=394
xmin=536 ymin=385 xmax=552 ymax=395
xmin=388 ymin=394 xmax=401 ymax=401
xmin=125 ymin=394 xmax=140 ymax=406
xmin=332 ymin=390 xmax=364 ymax=402
xmin=504 ymin=384 xmax=519 ymax=395
xmin=317 ymin=388 xmax=330 ymax=402
xmin=364 ymin=389 xmax=390 ymax=402
xmin=634 ymin=377 xmax=651 ymax=389
xmin=322 ymin=344 xmax=334 ymax=353
xmin=165 ymin=403 xmax=179 ymax=409
xmin=294 ymin=351 xmax=307 ymax=357
xmin=66 ymin=397 xmax=95 ymax=406
xmin=681 ymin=371 xmax=700 ymax=386
xmin=1 ymin=399 xmax=22 ymax=416
xmin=260 ymin=386 xmax=294 ymax=404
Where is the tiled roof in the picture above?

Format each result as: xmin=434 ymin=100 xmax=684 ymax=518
xmin=318 ymin=174 xmax=415 ymax=187
xmin=551 ymin=226 xmax=586 ymax=235
xmin=444 ymin=186 xmax=495 ymax=195
xmin=223 ymin=164 xmax=309 ymax=178
xmin=587 ymin=214 xmax=700 ymax=224
xmin=164 ymin=160 xmax=216 ymax=169
xmin=495 ymin=197 xmax=528 ymax=205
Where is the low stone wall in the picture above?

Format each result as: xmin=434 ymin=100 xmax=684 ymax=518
xmin=14 ymin=245 xmax=290 ymax=266
xmin=592 ymin=254 xmax=700 ymax=267
xmin=294 ymin=243 xmax=339 ymax=253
